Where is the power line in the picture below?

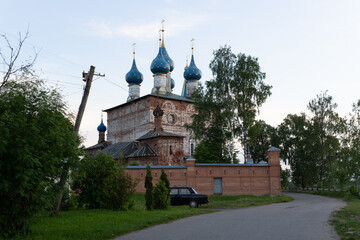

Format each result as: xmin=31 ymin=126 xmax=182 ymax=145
xmin=103 ymin=77 xmax=128 ymax=92
xmin=0 ymin=28 xmax=85 ymax=69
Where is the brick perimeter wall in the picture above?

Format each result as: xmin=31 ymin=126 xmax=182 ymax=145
xmin=125 ymin=149 xmax=281 ymax=195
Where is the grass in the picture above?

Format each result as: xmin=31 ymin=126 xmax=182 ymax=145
xmin=284 ymin=190 xmax=360 ymax=240
xmin=12 ymin=193 xmax=293 ymax=240
xmin=204 ymin=194 xmax=293 ymax=209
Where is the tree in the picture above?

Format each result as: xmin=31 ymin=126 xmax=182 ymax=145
xmin=0 ymin=29 xmax=37 ymax=91
xmin=247 ymin=120 xmax=276 ymax=162
xmin=307 ymin=91 xmax=343 ymax=188
xmin=275 ymin=113 xmax=318 ymax=187
xmin=160 ymin=169 xmax=170 ymax=194
xmin=281 ymin=169 xmax=291 ymax=188
xmin=193 ymin=140 xmax=227 ymax=163
xmin=71 ymin=153 xmax=136 ymax=210
xmin=145 ymin=165 xmax=153 ymax=210
xmin=187 ymin=46 xmax=272 ymax=163
xmin=0 ymin=79 xmax=80 ymax=237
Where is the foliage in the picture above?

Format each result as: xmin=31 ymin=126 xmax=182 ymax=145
xmin=187 ymin=45 xmax=272 ymax=163
xmin=144 ymin=165 xmax=153 ymax=210
xmin=281 ymin=169 xmax=291 ymax=188
xmin=193 ymin=140 xmax=229 ymax=163
xmin=0 ymin=79 xmax=80 ymax=238
xmin=160 ymin=169 xmax=170 ymax=193
xmin=348 ymin=186 xmax=359 ymax=197
xmin=153 ymin=180 xmax=170 ymax=209
xmin=247 ymin=120 xmax=276 ymax=162
xmin=71 ymin=153 xmax=136 ymax=210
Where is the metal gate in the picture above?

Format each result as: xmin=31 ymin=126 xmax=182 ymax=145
xmin=214 ymin=178 xmax=222 ymax=195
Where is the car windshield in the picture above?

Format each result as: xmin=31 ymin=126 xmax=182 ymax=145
xmin=191 ymin=188 xmax=198 ymax=194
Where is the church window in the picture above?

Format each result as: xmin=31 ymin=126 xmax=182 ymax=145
xmin=190 ymin=143 xmax=194 ymax=156
xmin=170 ymin=145 xmax=173 ymax=155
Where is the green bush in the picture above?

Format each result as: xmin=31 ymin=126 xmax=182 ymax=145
xmin=348 ymin=186 xmax=359 ymax=197
xmin=145 ymin=165 xmax=153 ymax=210
xmin=153 ymin=180 xmax=170 ymax=209
xmin=71 ymin=153 xmax=137 ymax=210
xmin=103 ymin=167 xmax=137 ymax=210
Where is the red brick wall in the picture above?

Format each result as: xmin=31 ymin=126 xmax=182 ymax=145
xmin=125 ymin=148 xmax=282 ymax=195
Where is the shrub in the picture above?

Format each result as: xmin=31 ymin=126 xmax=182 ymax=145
xmin=103 ymin=167 xmax=137 ymax=210
xmin=0 ymin=80 xmax=80 ymax=238
xmin=71 ymin=153 xmax=137 ymax=210
xmin=145 ymin=165 xmax=153 ymax=210
xmin=160 ymin=169 xmax=170 ymax=194
xmin=348 ymin=186 xmax=359 ymax=197
xmin=153 ymin=180 xmax=170 ymax=209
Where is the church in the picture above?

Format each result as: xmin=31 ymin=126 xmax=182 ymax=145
xmin=85 ymin=26 xmax=281 ymax=195
xmin=86 ymin=26 xmax=201 ymax=166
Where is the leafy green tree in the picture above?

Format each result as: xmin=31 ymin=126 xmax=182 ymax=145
xmin=275 ymin=113 xmax=318 ymax=187
xmin=307 ymin=91 xmax=343 ymax=188
xmin=193 ymin=140 xmax=227 ymax=163
xmin=153 ymin=180 xmax=170 ymax=209
xmin=72 ymin=153 xmax=136 ymax=210
xmin=145 ymin=165 xmax=153 ymax=210
xmin=187 ymin=46 xmax=272 ymax=162
xmin=341 ymin=99 xmax=360 ymax=183
xmin=0 ymin=79 xmax=80 ymax=237
xmin=247 ymin=120 xmax=276 ymax=162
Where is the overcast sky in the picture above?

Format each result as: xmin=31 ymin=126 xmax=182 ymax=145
xmin=1 ymin=0 xmax=360 ymax=148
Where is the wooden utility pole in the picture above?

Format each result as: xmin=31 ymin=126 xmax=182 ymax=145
xmin=52 ymin=65 xmax=104 ymax=216
xmin=74 ymin=65 xmax=95 ymax=133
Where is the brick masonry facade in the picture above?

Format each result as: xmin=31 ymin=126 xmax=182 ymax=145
xmin=125 ymin=148 xmax=281 ymax=195
xmin=105 ymin=94 xmax=196 ymax=158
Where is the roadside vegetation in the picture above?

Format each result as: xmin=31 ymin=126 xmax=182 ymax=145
xmin=285 ymin=190 xmax=360 ymax=240
xmin=10 ymin=193 xmax=292 ymax=240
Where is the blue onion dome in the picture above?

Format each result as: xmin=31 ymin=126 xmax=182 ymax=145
xmin=160 ymin=47 xmax=174 ymax=72
xmin=184 ymin=54 xmax=202 ymax=81
xmin=150 ymin=48 xmax=170 ymax=74
xmin=125 ymin=59 xmax=143 ymax=84
xmin=171 ymin=78 xmax=175 ymax=89
xmin=97 ymin=119 xmax=107 ymax=132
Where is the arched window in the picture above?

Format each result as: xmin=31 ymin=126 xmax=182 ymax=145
xmin=169 ymin=145 xmax=173 ymax=155
xmin=190 ymin=143 xmax=194 ymax=156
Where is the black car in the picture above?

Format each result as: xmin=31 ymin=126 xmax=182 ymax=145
xmin=170 ymin=186 xmax=209 ymax=208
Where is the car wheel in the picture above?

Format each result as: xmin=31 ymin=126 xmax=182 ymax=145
xmin=189 ymin=200 xmax=198 ymax=208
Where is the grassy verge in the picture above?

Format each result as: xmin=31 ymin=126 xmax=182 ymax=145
xmin=203 ymin=194 xmax=293 ymax=209
xmin=12 ymin=193 xmax=292 ymax=240
xmin=285 ymin=190 xmax=360 ymax=240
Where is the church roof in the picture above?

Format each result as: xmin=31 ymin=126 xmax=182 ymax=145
xmin=85 ymin=141 xmax=109 ymax=150
xmin=137 ymin=130 xmax=184 ymax=141
xmin=103 ymin=93 xmax=194 ymax=112
xmin=101 ymin=142 xmax=137 ymax=159
xmin=126 ymin=144 xmax=158 ymax=158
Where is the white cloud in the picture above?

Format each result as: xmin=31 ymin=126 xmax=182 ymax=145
xmin=87 ymin=10 xmax=209 ymax=40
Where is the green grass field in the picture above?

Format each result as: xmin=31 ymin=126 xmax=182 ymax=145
xmin=12 ymin=194 xmax=292 ymax=240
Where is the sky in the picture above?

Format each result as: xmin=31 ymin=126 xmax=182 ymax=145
xmin=1 ymin=0 xmax=360 ymax=148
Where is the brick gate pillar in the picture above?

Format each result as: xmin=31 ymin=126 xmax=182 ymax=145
xmin=268 ymin=147 xmax=281 ymax=195
xmin=186 ymin=157 xmax=196 ymax=188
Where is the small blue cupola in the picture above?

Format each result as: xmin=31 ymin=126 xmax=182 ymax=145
xmin=97 ymin=118 xmax=107 ymax=132
xmin=126 ymin=59 xmax=143 ymax=85
xmin=184 ymin=54 xmax=202 ymax=81
xmin=126 ymin=45 xmax=143 ymax=85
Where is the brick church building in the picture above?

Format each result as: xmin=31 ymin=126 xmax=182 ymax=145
xmin=85 ymin=27 xmax=281 ymax=195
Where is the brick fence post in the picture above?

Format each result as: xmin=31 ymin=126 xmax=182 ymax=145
xmin=186 ymin=157 xmax=196 ymax=188
xmin=268 ymin=147 xmax=281 ymax=195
